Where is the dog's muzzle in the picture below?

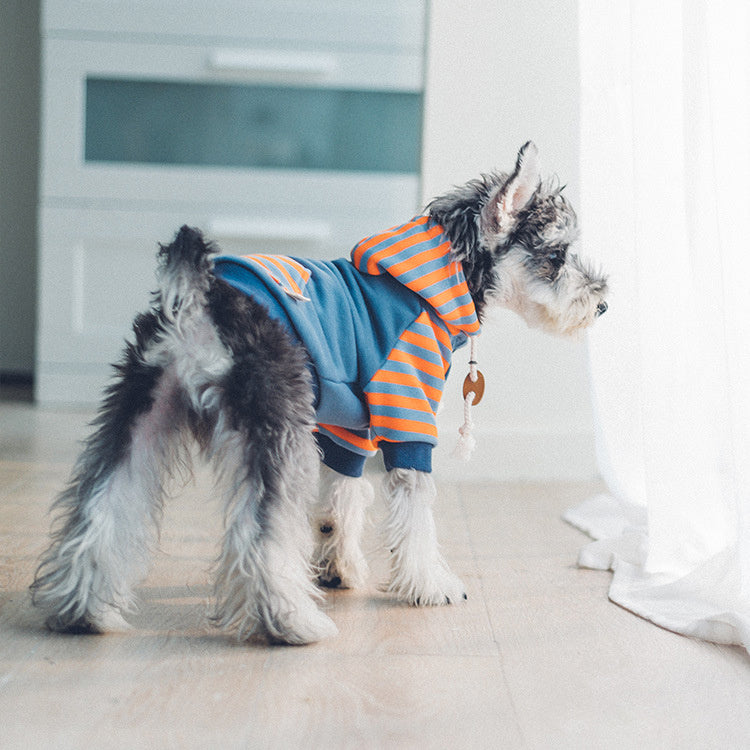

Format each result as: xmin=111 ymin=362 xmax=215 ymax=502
xmin=596 ymin=301 xmax=608 ymax=316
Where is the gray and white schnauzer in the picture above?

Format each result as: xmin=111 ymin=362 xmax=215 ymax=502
xmin=31 ymin=142 xmax=608 ymax=645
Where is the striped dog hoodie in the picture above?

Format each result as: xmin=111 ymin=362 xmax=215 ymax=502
xmin=212 ymin=216 xmax=480 ymax=477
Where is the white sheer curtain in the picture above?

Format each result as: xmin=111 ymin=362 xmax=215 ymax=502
xmin=567 ymin=0 xmax=750 ymax=650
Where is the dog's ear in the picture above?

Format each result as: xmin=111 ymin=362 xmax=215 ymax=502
xmin=481 ymin=141 xmax=541 ymax=242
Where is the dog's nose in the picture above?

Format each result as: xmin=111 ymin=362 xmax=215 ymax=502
xmin=596 ymin=301 xmax=608 ymax=316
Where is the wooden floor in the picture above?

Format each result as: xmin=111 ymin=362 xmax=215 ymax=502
xmin=2 ymin=399 xmax=750 ymax=749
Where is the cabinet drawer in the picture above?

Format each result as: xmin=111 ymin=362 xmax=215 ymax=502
xmin=36 ymin=199 xmax=420 ymax=363
xmin=42 ymin=0 xmax=427 ymax=52
xmin=35 ymin=201 xmax=422 ymax=403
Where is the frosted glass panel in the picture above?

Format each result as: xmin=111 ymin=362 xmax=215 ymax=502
xmin=85 ymin=78 xmax=421 ymax=173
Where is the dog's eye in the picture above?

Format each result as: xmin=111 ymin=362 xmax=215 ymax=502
xmin=534 ymin=248 xmax=567 ymax=281
xmin=547 ymin=247 xmax=567 ymax=264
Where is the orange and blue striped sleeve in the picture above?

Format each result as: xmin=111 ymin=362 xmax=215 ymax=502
xmin=364 ymin=310 xmax=451 ymax=446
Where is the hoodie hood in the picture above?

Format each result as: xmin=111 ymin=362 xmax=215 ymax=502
xmin=351 ymin=216 xmax=480 ymax=337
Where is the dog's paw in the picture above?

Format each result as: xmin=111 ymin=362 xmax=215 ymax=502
xmin=317 ymin=562 xmax=343 ymax=589
xmin=45 ymin=604 xmax=131 ymax=634
xmin=316 ymin=555 xmax=369 ymax=590
xmin=266 ymin=604 xmax=338 ymax=646
xmin=386 ymin=565 xmax=467 ymax=607
xmin=313 ymin=522 xmax=369 ymax=590
xmin=413 ymin=568 xmax=467 ymax=607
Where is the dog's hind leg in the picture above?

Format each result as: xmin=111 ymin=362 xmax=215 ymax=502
xmin=207 ymin=311 xmax=337 ymax=645
xmin=212 ymin=415 xmax=338 ymax=644
xmin=31 ymin=315 xmax=188 ymax=633
xmin=381 ymin=468 xmax=466 ymax=606
xmin=313 ymin=464 xmax=373 ymax=589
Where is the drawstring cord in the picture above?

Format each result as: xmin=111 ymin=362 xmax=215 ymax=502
xmin=454 ymin=335 xmax=484 ymax=461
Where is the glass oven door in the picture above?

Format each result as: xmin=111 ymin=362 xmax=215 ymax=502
xmin=41 ymin=39 xmax=424 ymax=208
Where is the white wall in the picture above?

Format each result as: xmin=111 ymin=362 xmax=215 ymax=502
xmin=423 ymin=0 xmax=597 ymax=480
xmin=0 ymin=1 xmax=40 ymax=378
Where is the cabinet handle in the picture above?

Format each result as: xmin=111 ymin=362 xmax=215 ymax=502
xmin=208 ymin=49 xmax=337 ymax=78
xmin=207 ymin=218 xmax=331 ymax=244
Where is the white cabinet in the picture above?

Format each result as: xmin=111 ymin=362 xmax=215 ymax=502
xmin=36 ymin=0 xmax=427 ymax=403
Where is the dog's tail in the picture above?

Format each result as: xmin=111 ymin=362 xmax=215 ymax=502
xmin=157 ymin=225 xmax=214 ymax=322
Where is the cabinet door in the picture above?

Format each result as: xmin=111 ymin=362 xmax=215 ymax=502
xmin=35 ymin=198 xmax=424 ymax=403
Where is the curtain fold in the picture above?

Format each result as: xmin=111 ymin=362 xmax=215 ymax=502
xmin=569 ymin=0 xmax=750 ymax=651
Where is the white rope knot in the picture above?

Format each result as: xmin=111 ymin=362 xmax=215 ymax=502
xmin=454 ymin=335 xmax=481 ymax=461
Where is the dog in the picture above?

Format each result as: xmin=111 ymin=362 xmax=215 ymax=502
xmin=31 ymin=142 xmax=608 ymax=645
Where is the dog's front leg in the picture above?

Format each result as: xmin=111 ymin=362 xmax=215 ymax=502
xmin=381 ymin=468 xmax=466 ymax=605
xmin=313 ymin=464 xmax=373 ymax=589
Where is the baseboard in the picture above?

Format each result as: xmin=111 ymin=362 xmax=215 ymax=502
xmin=0 ymin=371 xmax=34 ymax=401
xmin=0 ymin=370 xmax=33 ymax=385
